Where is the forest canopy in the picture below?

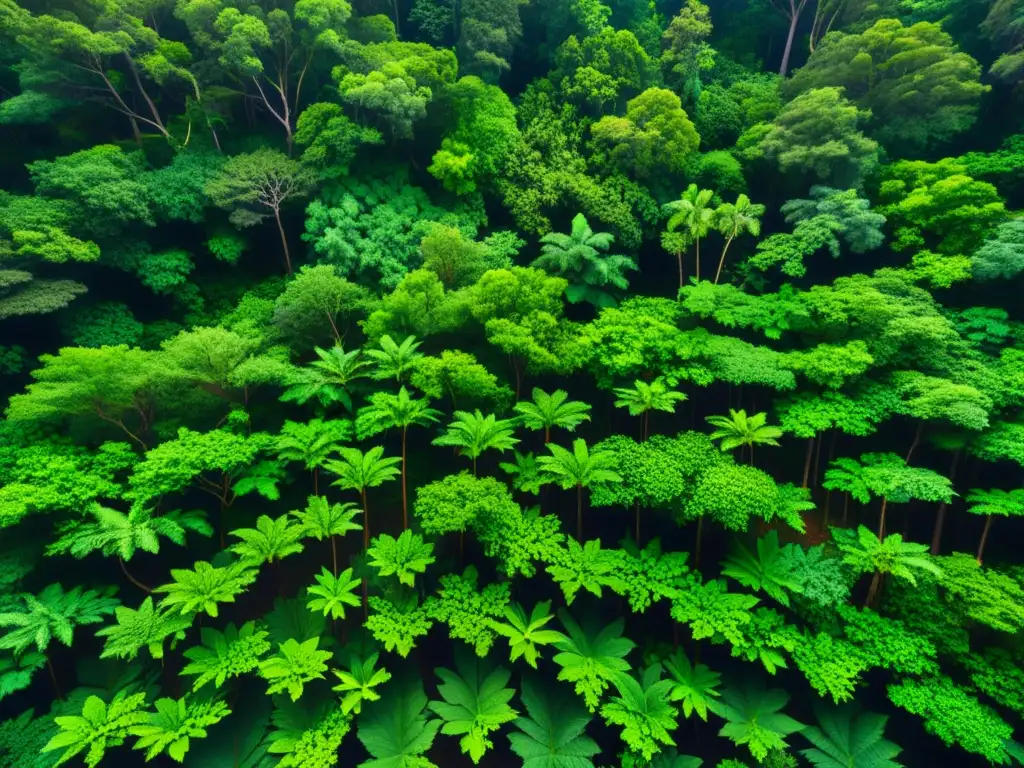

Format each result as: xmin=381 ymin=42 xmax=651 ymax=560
xmin=1 ymin=0 xmax=1023 ymax=766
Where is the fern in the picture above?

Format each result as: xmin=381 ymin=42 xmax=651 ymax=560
xmin=96 ymin=597 xmax=192 ymax=661
xmin=430 ymin=567 xmax=510 ymax=656
xmin=648 ymin=750 xmax=703 ymax=767
xmin=0 ymin=650 xmax=45 ymax=702
xmin=265 ymin=597 xmax=327 ymax=645
xmin=487 ymin=600 xmax=566 ymax=669
xmin=508 ymin=676 xmax=600 ymax=768
xmin=233 ymin=460 xmax=287 ymax=501
xmin=357 ymin=678 xmax=440 ymax=768
xmin=799 ymin=703 xmax=903 ymax=768
xmin=664 ymin=649 xmax=721 ymax=721
xmin=546 ymin=539 xmax=628 ymax=605
xmin=131 ymin=697 xmax=231 ymax=762
xmin=306 ymin=567 xmax=361 ymax=620
xmin=259 ymin=637 xmax=333 ymax=701
xmin=429 ymin=652 xmax=519 ymax=764
xmin=266 ymin=696 xmax=352 ymax=768
xmin=46 ymin=504 xmax=212 ymax=560
xmin=229 ymin=514 xmax=305 ymax=567
xmin=365 ymin=595 xmax=434 ymax=658
xmin=670 ymin=579 xmax=759 ymax=646
xmin=333 ymin=652 xmax=392 ymax=715
xmin=0 ymin=708 xmax=60 ymax=768
xmin=721 ymin=531 xmax=805 ymax=607
xmin=292 ymin=496 xmax=362 ymax=541
xmin=715 ymin=679 xmax=805 ymax=763
xmin=367 ymin=531 xmax=435 ymax=587
xmin=552 ymin=612 xmax=635 ymax=712
xmin=42 ymin=692 xmax=149 ymax=767
xmin=155 ymin=561 xmax=257 ymax=618
xmin=0 ymin=584 xmax=120 ymax=654
xmin=181 ymin=621 xmax=272 ymax=691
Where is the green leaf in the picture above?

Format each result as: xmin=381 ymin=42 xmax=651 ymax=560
xmin=799 ymin=703 xmax=903 ymax=768
xmin=367 ymin=530 xmax=435 ymax=587
xmin=181 ymin=621 xmax=272 ymax=692
xmin=333 ymin=652 xmax=392 ymax=716
xmin=508 ymin=675 xmax=600 ymax=768
xmin=663 ymin=649 xmax=721 ymax=721
xmin=259 ymin=637 xmax=333 ymax=701
xmin=357 ymin=678 xmax=440 ymax=768
xmin=130 ymin=697 xmax=231 ymax=763
xmin=306 ymin=567 xmax=361 ymax=620
xmin=552 ymin=612 xmax=635 ymax=712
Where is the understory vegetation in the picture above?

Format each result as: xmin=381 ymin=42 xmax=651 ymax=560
xmin=1 ymin=0 xmax=1024 ymax=765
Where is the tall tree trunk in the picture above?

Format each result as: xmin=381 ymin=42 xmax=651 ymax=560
xmin=676 ymin=251 xmax=684 ymax=291
xmin=977 ymin=514 xmax=994 ymax=565
xmin=361 ymin=488 xmax=369 ymax=617
xmin=864 ymin=571 xmax=881 ymax=607
xmin=273 ymin=207 xmax=293 ymax=275
xmin=695 ymin=238 xmax=701 ymax=282
xmin=576 ymin=485 xmax=583 ymax=541
xmin=877 ymin=497 xmax=889 ymax=540
xmin=802 ymin=437 xmax=814 ymax=488
xmin=544 ymin=426 xmax=550 ymax=444
xmin=906 ymin=422 xmax=924 ymax=463
xmin=401 ymin=426 xmax=409 ymax=530
xmin=812 ymin=430 xmax=824 ymax=488
xmin=330 ymin=536 xmax=338 ymax=577
xmin=842 ymin=492 xmax=850 ymax=525
xmin=715 ymin=234 xmax=736 ymax=284
xmin=777 ymin=0 xmax=807 ymax=76
xmin=931 ymin=450 xmax=960 ymax=554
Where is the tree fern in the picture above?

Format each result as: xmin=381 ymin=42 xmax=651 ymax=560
xmin=306 ymin=567 xmax=361 ymax=620
xmin=0 ymin=584 xmax=120 ymax=654
xmin=721 ymin=531 xmax=805 ymax=607
xmin=513 ymin=388 xmax=592 ymax=443
xmin=46 ymin=504 xmax=212 ymax=561
xmin=508 ymin=676 xmax=600 ymax=768
xmin=600 ymin=664 xmax=679 ymax=762
xmin=259 ymin=637 xmax=333 ymax=701
xmin=552 ymin=612 xmax=635 ymax=712
xmin=357 ymin=678 xmax=440 ymax=768
xmin=229 ymin=514 xmax=305 ymax=567
xmin=131 ymin=697 xmax=231 ymax=763
xmin=432 ymin=409 xmax=520 ymax=475
xmin=715 ymin=679 xmax=805 ymax=763
xmin=155 ymin=561 xmax=257 ymax=619
xmin=429 ymin=652 xmax=519 ymax=764
xmin=96 ymin=597 xmax=192 ymax=661
xmin=799 ymin=703 xmax=903 ymax=768
xmin=487 ymin=601 xmax=566 ymax=669
xmin=500 ymin=451 xmax=545 ymax=495
xmin=42 ymin=691 xmax=149 ymax=768
xmin=367 ymin=530 xmax=435 ymax=587
xmin=664 ymin=649 xmax=721 ymax=721
xmin=291 ymin=495 xmax=361 ymax=576
xmin=333 ymin=652 xmax=392 ymax=715
xmin=181 ymin=621 xmax=272 ymax=691
xmin=365 ymin=334 xmax=424 ymax=382
xmin=232 ymin=460 xmax=287 ymax=502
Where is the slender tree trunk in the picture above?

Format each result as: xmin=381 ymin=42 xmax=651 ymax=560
xmin=119 ymin=557 xmax=152 ymax=593
xmin=676 ymin=251 xmax=684 ymax=291
xmin=695 ymin=238 xmax=701 ymax=282
xmin=326 ymin=310 xmax=342 ymax=342
xmin=393 ymin=0 xmax=401 ymax=37
xmin=46 ymin=656 xmax=63 ymax=700
xmin=802 ymin=437 xmax=814 ymax=488
xmin=472 ymin=456 xmax=477 ymax=477
xmin=864 ymin=571 xmax=881 ymax=607
xmin=330 ymin=536 xmax=338 ymax=577
xmin=906 ymin=422 xmax=924 ymax=463
xmin=273 ymin=207 xmax=293 ymax=275
xmin=576 ymin=485 xmax=583 ymax=541
xmin=715 ymin=234 xmax=736 ymax=285
xmin=977 ymin=515 xmax=994 ymax=565
xmin=842 ymin=492 xmax=850 ymax=525
xmin=812 ymin=431 xmax=824 ymax=488
xmin=401 ymin=426 xmax=409 ymax=531
xmin=361 ymin=488 xmax=369 ymax=617
xmin=931 ymin=450 xmax=960 ymax=555
xmin=544 ymin=426 xmax=550 ymax=444
xmin=643 ymin=411 xmax=650 ymax=441
xmin=877 ymin=497 xmax=889 ymax=540
xmin=777 ymin=0 xmax=808 ymax=77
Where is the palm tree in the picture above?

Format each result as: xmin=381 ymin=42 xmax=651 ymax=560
xmin=965 ymin=489 xmax=1024 ymax=565
xmin=514 ymin=388 xmax=592 ymax=443
xmin=835 ymin=525 xmax=942 ymax=606
xmin=275 ymin=418 xmax=352 ymax=494
xmin=365 ymin=334 xmax=423 ymax=383
xmin=281 ymin=345 xmax=371 ymax=413
xmin=714 ymin=193 xmax=765 ymax=284
xmin=706 ymin=409 xmax=782 ymax=465
xmin=537 ymin=438 xmax=622 ymax=540
xmin=664 ymin=185 xmax=715 ymax=282
xmin=613 ymin=379 xmax=687 ymax=440
xmin=432 ymin=409 xmax=520 ymax=475
xmin=325 ymin=446 xmax=401 ymax=552
xmin=292 ymin=496 xmax=362 ymax=576
xmin=531 ymin=213 xmax=637 ymax=308
xmin=356 ymin=387 xmax=441 ymax=529
xmin=46 ymin=504 xmax=212 ymax=593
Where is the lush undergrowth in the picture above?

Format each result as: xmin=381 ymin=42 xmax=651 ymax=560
xmin=1 ymin=0 xmax=1024 ymax=766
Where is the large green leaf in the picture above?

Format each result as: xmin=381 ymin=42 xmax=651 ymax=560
xmin=508 ymin=676 xmax=599 ymax=767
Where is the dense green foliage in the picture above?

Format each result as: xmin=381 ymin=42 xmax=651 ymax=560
xmin=0 ymin=0 xmax=1022 ymax=765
